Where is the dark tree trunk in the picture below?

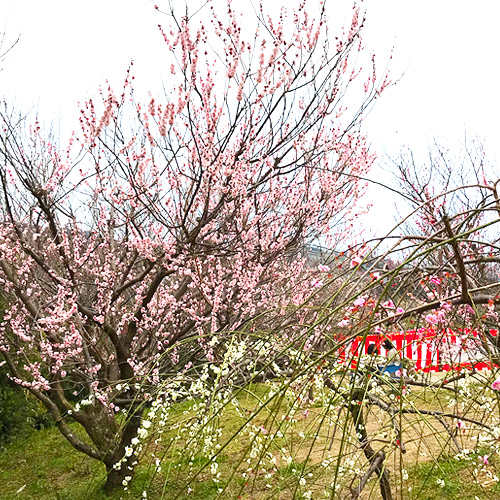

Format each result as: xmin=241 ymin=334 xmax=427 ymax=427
xmin=348 ymin=389 xmax=393 ymax=500
xmin=102 ymin=412 xmax=143 ymax=495
xmin=104 ymin=462 xmax=133 ymax=494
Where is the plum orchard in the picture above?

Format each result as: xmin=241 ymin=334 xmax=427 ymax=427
xmin=0 ymin=0 xmax=387 ymax=492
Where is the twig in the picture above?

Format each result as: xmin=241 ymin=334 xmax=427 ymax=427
xmin=352 ymin=451 xmax=386 ymax=500
xmin=437 ymin=417 xmax=462 ymax=454
xmin=362 ymin=390 xmax=491 ymax=430
xmin=328 ymin=405 xmax=344 ymax=451
xmin=443 ymin=214 xmax=470 ymax=303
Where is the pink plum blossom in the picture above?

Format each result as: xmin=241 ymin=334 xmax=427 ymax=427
xmin=425 ymin=314 xmax=439 ymax=325
xmin=491 ymin=379 xmax=500 ymax=391
xmin=350 ymin=254 xmax=363 ymax=267
xmin=353 ymin=296 xmax=367 ymax=307
xmin=0 ymin=0 xmax=384 ymax=491
xmin=310 ymin=278 xmax=323 ymax=288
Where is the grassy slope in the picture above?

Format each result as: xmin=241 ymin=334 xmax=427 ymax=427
xmin=1 ymin=383 xmax=500 ymax=500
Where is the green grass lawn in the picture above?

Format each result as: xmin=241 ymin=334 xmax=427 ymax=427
xmin=405 ymin=452 xmax=500 ymax=500
xmin=0 ymin=425 xmax=104 ymax=499
xmin=1 ymin=381 xmax=500 ymax=499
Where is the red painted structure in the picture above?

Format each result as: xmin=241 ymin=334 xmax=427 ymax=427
xmin=339 ymin=328 xmax=498 ymax=372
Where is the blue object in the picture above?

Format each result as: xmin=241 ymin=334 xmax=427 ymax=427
xmin=378 ymin=364 xmax=401 ymax=375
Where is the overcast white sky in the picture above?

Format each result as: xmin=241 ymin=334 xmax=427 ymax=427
xmin=1 ymin=0 xmax=499 ymax=232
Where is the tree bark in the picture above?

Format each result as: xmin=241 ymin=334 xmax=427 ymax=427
xmin=348 ymin=389 xmax=393 ymax=500
xmin=103 ymin=412 xmax=142 ymax=494
xmin=104 ymin=463 xmax=131 ymax=494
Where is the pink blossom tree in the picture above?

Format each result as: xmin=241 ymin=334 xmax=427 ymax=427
xmin=314 ymin=142 xmax=500 ymax=500
xmin=0 ymin=1 xmax=387 ymax=492
xmin=385 ymin=142 xmax=500 ymax=331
